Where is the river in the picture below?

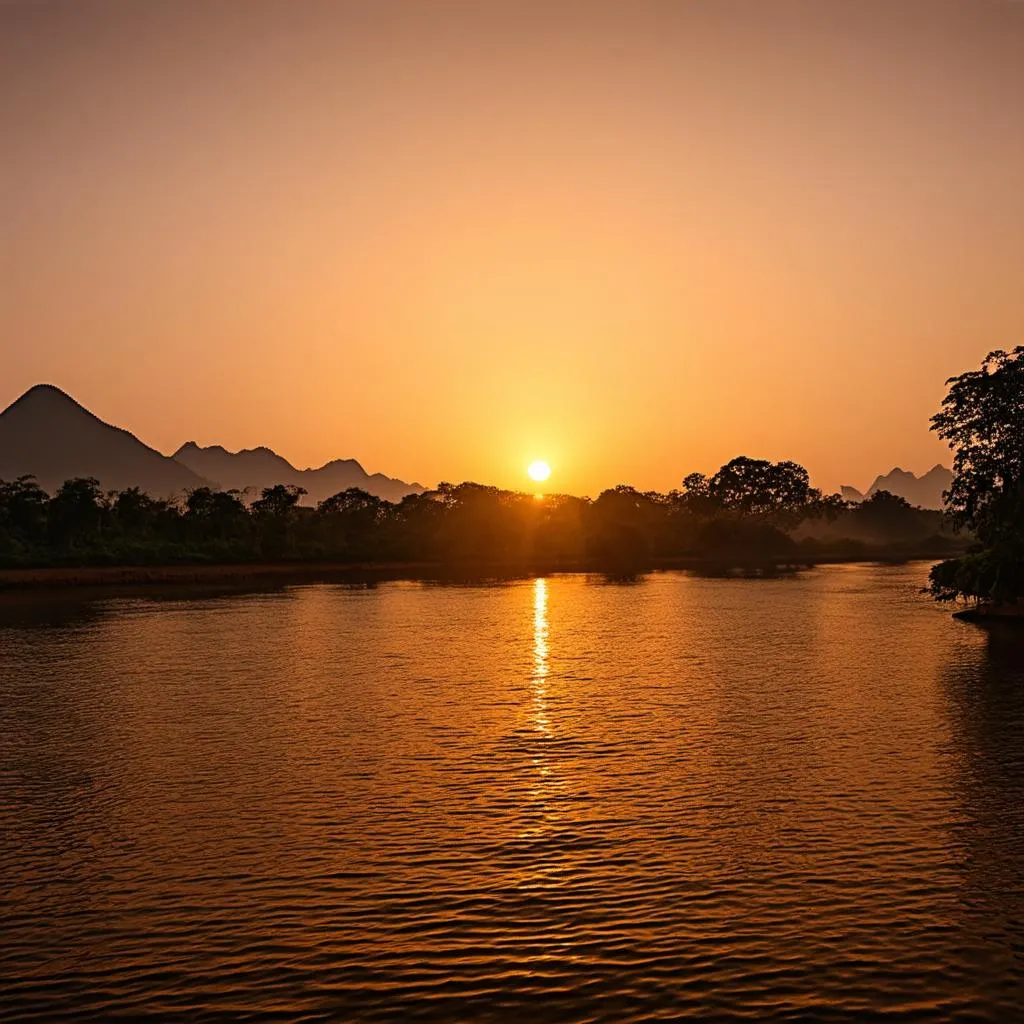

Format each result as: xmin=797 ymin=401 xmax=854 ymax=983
xmin=2 ymin=563 xmax=1022 ymax=1021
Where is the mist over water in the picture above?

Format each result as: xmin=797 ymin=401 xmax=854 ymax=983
xmin=2 ymin=564 xmax=1022 ymax=1021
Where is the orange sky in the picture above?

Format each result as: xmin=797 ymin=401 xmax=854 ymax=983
xmin=4 ymin=0 xmax=1024 ymax=496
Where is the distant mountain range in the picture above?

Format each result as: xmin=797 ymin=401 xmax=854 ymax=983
xmin=1 ymin=384 xmax=951 ymax=509
xmin=173 ymin=442 xmax=423 ymax=505
xmin=0 ymin=385 xmax=424 ymax=503
xmin=0 ymin=385 xmax=210 ymax=497
xmin=841 ymin=465 xmax=952 ymax=510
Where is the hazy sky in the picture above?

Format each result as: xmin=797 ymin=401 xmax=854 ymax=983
xmin=4 ymin=0 xmax=1023 ymax=495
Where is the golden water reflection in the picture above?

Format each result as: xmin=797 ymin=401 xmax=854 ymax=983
xmin=3 ymin=566 xmax=1023 ymax=1020
xmin=532 ymin=577 xmax=550 ymax=739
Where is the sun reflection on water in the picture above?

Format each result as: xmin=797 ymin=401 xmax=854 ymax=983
xmin=5 ymin=565 xmax=1016 ymax=1019
xmin=532 ymin=577 xmax=550 ymax=739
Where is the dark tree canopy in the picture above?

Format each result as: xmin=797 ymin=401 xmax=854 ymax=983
xmin=708 ymin=457 xmax=815 ymax=517
xmin=48 ymin=477 xmax=103 ymax=546
xmin=0 ymin=456 xmax=954 ymax=572
xmin=931 ymin=346 xmax=1024 ymax=541
xmin=318 ymin=487 xmax=384 ymax=519
xmin=252 ymin=484 xmax=307 ymax=518
xmin=929 ymin=347 xmax=1024 ymax=604
xmin=0 ymin=476 xmax=48 ymax=545
xmin=186 ymin=486 xmax=246 ymax=520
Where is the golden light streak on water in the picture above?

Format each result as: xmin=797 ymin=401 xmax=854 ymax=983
xmin=2 ymin=564 xmax=1024 ymax=1021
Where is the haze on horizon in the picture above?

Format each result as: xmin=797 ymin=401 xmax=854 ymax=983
xmin=4 ymin=0 xmax=1023 ymax=496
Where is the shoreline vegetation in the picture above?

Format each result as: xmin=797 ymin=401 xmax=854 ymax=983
xmin=925 ymin=347 xmax=1024 ymax=617
xmin=0 ymin=544 xmax=966 ymax=592
xmin=1 ymin=455 xmax=970 ymax=593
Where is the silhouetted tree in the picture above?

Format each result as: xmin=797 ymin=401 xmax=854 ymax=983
xmin=808 ymin=491 xmax=847 ymax=521
xmin=707 ymin=457 xmax=816 ymax=521
xmin=533 ymin=493 xmax=588 ymax=561
xmin=252 ymin=484 xmax=307 ymax=518
xmin=250 ymin=484 xmax=307 ymax=558
xmin=318 ymin=488 xmax=388 ymax=559
xmin=111 ymin=487 xmax=169 ymax=534
xmin=0 ymin=462 xmax=963 ymax=572
xmin=853 ymin=490 xmax=926 ymax=544
xmin=319 ymin=487 xmax=382 ymax=518
xmin=0 ymin=476 xmax=49 ymax=549
xmin=186 ymin=487 xmax=245 ymax=528
xmin=386 ymin=491 xmax=444 ymax=560
xmin=184 ymin=486 xmax=249 ymax=548
xmin=682 ymin=472 xmax=709 ymax=497
xmin=431 ymin=482 xmax=533 ymax=561
xmin=48 ymin=477 xmax=103 ymax=547
xmin=929 ymin=347 xmax=1024 ymax=604
xmin=186 ymin=486 xmax=246 ymax=520
xmin=932 ymin=347 xmax=1024 ymax=539
xmin=677 ymin=472 xmax=722 ymax=517
xmin=587 ymin=486 xmax=661 ymax=564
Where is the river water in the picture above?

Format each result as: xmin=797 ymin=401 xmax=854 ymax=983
xmin=2 ymin=563 xmax=1022 ymax=1021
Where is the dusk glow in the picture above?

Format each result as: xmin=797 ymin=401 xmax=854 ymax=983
xmin=5 ymin=4 xmax=1024 ymax=1022
xmin=4 ymin=0 xmax=1023 ymax=494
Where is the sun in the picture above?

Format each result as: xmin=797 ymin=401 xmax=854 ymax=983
xmin=527 ymin=460 xmax=551 ymax=483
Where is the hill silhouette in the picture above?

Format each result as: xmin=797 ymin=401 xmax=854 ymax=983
xmin=172 ymin=442 xmax=423 ymax=505
xmin=0 ymin=385 xmax=424 ymax=503
xmin=0 ymin=385 xmax=210 ymax=497
xmin=841 ymin=465 xmax=952 ymax=509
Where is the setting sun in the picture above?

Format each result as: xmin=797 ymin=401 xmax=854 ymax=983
xmin=528 ymin=460 xmax=552 ymax=483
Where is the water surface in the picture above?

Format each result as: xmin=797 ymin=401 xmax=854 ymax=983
xmin=2 ymin=564 xmax=1023 ymax=1021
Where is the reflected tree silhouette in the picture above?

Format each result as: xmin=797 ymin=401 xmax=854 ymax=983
xmin=940 ymin=624 xmax=1024 ymax=980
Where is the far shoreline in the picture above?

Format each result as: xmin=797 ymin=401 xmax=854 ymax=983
xmin=0 ymin=548 xmax=963 ymax=592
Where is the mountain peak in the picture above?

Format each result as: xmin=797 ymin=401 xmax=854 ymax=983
xmin=174 ymin=442 xmax=420 ymax=504
xmin=1 ymin=386 xmax=209 ymax=497
xmin=5 ymin=383 xmax=86 ymax=413
xmin=2 ymin=386 xmax=423 ymax=504
xmin=840 ymin=465 xmax=953 ymax=509
xmin=23 ymin=383 xmax=73 ymax=399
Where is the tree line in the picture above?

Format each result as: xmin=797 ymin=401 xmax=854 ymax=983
xmin=0 ymin=456 xmax=957 ymax=571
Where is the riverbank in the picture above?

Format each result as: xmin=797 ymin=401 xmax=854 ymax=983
xmin=0 ymin=546 xmax=964 ymax=591
xmin=953 ymin=603 xmax=1024 ymax=623
xmin=0 ymin=561 xmax=438 ymax=591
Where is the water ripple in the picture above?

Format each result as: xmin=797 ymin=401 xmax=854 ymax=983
xmin=2 ymin=565 xmax=1023 ymax=1021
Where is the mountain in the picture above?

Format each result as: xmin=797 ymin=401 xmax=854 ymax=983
xmin=172 ymin=442 xmax=424 ymax=504
xmin=0 ymin=385 xmax=210 ymax=497
xmin=841 ymin=465 xmax=952 ymax=509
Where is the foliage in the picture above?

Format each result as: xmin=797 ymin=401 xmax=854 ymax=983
xmin=854 ymin=491 xmax=922 ymax=543
xmin=48 ymin=477 xmax=104 ymax=547
xmin=0 ymin=476 xmax=48 ymax=552
xmin=0 ymin=456 xmax=959 ymax=573
xmin=252 ymin=484 xmax=307 ymax=519
xmin=679 ymin=458 xmax=841 ymax=527
xmin=928 ymin=546 xmax=1024 ymax=605
xmin=931 ymin=347 xmax=1024 ymax=540
xmin=708 ymin=457 xmax=814 ymax=519
xmin=929 ymin=347 xmax=1024 ymax=604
